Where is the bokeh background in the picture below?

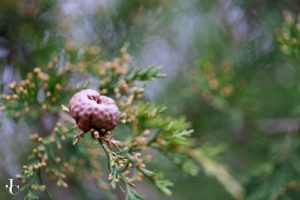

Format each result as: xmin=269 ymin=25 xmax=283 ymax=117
xmin=1 ymin=0 xmax=300 ymax=199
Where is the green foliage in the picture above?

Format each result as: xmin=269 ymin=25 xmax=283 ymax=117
xmin=126 ymin=65 xmax=167 ymax=82
xmin=4 ymin=1 xmax=300 ymax=200
xmin=1 ymin=45 xmax=223 ymax=200
xmin=277 ymin=11 xmax=300 ymax=58
xmin=192 ymin=10 xmax=300 ymax=200
xmin=0 ymin=0 xmax=60 ymax=69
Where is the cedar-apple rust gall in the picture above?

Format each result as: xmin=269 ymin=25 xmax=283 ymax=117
xmin=68 ymin=89 xmax=121 ymax=147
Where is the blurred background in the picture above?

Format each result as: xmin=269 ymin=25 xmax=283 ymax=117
xmin=1 ymin=0 xmax=300 ymax=199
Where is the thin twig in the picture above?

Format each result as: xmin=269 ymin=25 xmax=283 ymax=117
xmin=98 ymin=138 xmax=113 ymax=172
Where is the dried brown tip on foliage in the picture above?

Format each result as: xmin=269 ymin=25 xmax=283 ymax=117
xmin=68 ymin=89 xmax=120 ymax=132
